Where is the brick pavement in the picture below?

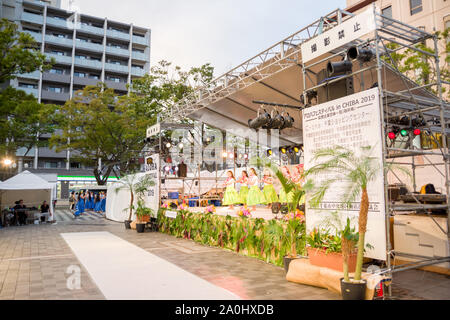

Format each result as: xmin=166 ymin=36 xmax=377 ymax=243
xmin=0 ymin=211 xmax=449 ymax=300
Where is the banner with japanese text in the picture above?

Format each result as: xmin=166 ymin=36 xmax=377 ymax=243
xmin=145 ymin=154 xmax=160 ymax=216
xmin=303 ymin=87 xmax=387 ymax=260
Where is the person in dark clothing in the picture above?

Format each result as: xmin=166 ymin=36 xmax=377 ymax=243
xmin=13 ymin=200 xmax=27 ymax=226
xmin=40 ymin=200 xmax=50 ymax=223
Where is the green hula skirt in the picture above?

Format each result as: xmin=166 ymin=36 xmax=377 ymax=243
xmin=247 ymin=186 xmax=267 ymax=206
xmin=239 ymin=186 xmax=249 ymax=204
xmin=222 ymin=185 xmax=240 ymax=205
xmin=279 ymin=188 xmax=294 ymax=203
xmin=263 ymin=185 xmax=279 ymax=203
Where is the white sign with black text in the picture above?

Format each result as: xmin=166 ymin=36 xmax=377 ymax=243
xmin=303 ymin=87 xmax=387 ymax=260
xmin=165 ymin=210 xmax=178 ymax=219
xmin=145 ymin=154 xmax=160 ymax=215
xmin=301 ymin=8 xmax=378 ymax=63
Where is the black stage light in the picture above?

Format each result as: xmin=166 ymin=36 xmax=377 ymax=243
xmin=399 ymin=116 xmax=410 ymax=126
xmin=412 ymin=116 xmax=426 ymax=127
xmin=248 ymin=109 xmax=271 ymax=130
xmin=347 ymin=46 xmax=375 ymax=62
xmin=280 ymin=113 xmax=294 ymax=130
xmin=268 ymin=112 xmax=285 ymax=130
xmin=267 ymin=149 xmax=273 ymax=156
xmin=327 ymin=59 xmax=353 ymax=76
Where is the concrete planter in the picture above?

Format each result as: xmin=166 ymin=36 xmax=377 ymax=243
xmin=307 ymin=247 xmax=357 ymax=272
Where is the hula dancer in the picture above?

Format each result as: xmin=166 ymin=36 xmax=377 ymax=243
xmin=278 ymin=166 xmax=294 ymax=204
xmin=262 ymin=169 xmax=278 ymax=208
xmin=292 ymin=164 xmax=306 ymax=206
xmin=246 ymin=168 xmax=267 ymax=211
xmin=237 ymin=170 xmax=249 ymax=205
xmin=222 ymin=171 xmax=240 ymax=210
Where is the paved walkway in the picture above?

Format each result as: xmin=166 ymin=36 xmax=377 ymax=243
xmin=0 ymin=209 xmax=449 ymax=300
xmin=53 ymin=209 xmax=105 ymax=223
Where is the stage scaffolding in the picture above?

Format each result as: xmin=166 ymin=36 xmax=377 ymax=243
xmin=299 ymin=5 xmax=450 ymax=298
xmin=152 ymin=5 xmax=449 ymax=298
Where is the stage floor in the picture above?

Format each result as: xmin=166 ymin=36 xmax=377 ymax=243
xmin=188 ymin=206 xmax=282 ymax=220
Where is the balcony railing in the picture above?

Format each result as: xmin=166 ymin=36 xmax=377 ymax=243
xmin=46 ymin=16 xmax=68 ymax=28
xmin=21 ymin=12 xmax=44 ymax=24
xmin=75 ymin=40 xmax=104 ymax=52
xmin=18 ymin=70 xmax=41 ymax=79
xmin=23 ymin=30 xmax=42 ymax=42
xmin=45 ymin=34 xmax=73 ymax=47
xmin=132 ymin=51 xmax=148 ymax=61
xmin=105 ymin=62 xmax=129 ymax=73
xmin=46 ymin=53 xmax=73 ymax=65
xmin=18 ymin=87 xmax=39 ymax=97
xmin=106 ymin=46 xmax=130 ymax=57
xmin=80 ymin=24 xmax=104 ymax=36
xmin=106 ymin=29 xmax=130 ymax=41
xmin=132 ymin=35 xmax=148 ymax=45
xmin=74 ymin=58 xmax=102 ymax=69
xmin=131 ymin=67 xmax=145 ymax=77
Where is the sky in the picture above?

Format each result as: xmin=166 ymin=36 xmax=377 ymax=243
xmin=61 ymin=0 xmax=347 ymax=77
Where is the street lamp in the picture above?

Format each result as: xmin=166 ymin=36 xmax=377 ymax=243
xmin=2 ymin=158 xmax=12 ymax=166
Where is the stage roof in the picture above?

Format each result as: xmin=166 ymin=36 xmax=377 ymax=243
xmin=163 ymin=7 xmax=450 ymax=147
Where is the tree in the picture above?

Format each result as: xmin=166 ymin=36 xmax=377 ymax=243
xmin=383 ymin=28 xmax=450 ymax=99
xmin=0 ymin=87 xmax=57 ymax=158
xmin=0 ymin=18 xmax=53 ymax=83
xmin=50 ymin=84 xmax=150 ymax=185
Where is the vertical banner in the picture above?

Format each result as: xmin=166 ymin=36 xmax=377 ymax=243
xmin=145 ymin=154 xmax=160 ymax=216
xmin=303 ymin=87 xmax=386 ymax=260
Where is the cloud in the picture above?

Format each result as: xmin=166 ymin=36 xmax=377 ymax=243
xmin=62 ymin=0 xmax=346 ymax=76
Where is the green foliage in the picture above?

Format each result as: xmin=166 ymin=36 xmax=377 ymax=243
xmin=0 ymin=86 xmax=57 ymax=157
xmin=383 ymin=28 xmax=450 ymax=99
xmin=50 ymin=84 xmax=151 ymax=184
xmin=157 ymin=208 xmax=307 ymax=267
xmin=0 ymin=18 xmax=53 ymax=83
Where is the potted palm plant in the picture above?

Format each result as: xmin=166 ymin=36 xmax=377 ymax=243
xmin=114 ymin=173 xmax=155 ymax=229
xmin=306 ymin=145 xmax=382 ymax=300
xmin=282 ymin=211 xmax=306 ymax=272
xmin=135 ymin=200 xmax=153 ymax=233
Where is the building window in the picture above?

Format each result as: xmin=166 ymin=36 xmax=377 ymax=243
xmin=19 ymin=83 xmax=37 ymax=89
xmin=50 ymin=68 xmax=63 ymax=74
xmin=74 ymin=72 xmax=86 ymax=78
xmin=52 ymin=50 xmax=65 ymax=56
xmin=89 ymin=74 xmax=100 ymax=79
xmin=48 ymin=86 xmax=62 ymax=93
xmin=108 ymin=77 xmax=121 ymax=83
xmin=75 ymin=54 xmax=87 ymax=59
xmin=410 ymin=0 xmax=422 ymax=15
xmin=70 ymin=162 xmax=81 ymax=169
xmin=44 ymin=161 xmax=58 ymax=169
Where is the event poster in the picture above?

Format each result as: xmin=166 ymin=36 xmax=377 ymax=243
xmin=144 ymin=154 xmax=160 ymax=217
xmin=302 ymin=87 xmax=387 ymax=260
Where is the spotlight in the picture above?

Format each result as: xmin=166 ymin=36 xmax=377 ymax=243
xmin=266 ymin=112 xmax=284 ymax=130
xmin=327 ymin=60 xmax=353 ymax=76
xmin=243 ymin=153 xmax=248 ymax=159
xmin=288 ymin=147 xmax=294 ymax=154
xmin=164 ymin=165 xmax=170 ymax=172
xmin=248 ymin=109 xmax=271 ymax=130
xmin=399 ymin=116 xmax=410 ymax=126
xmin=267 ymin=149 xmax=273 ymax=156
xmin=222 ymin=151 xmax=228 ymax=158
xmin=400 ymin=129 xmax=409 ymax=137
xmin=293 ymin=146 xmax=300 ymax=153
xmin=413 ymin=129 xmax=421 ymax=136
xmin=280 ymin=147 xmax=287 ymax=154
xmin=280 ymin=113 xmax=294 ymax=130
xmin=412 ymin=116 xmax=426 ymax=127
xmin=178 ymin=142 xmax=184 ymax=149
xmin=166 ymin=142 xmax=172 ymax=148
xmin=347 ymin=46 xmax=375 ymax=62
xmin=2 ymin=158 xmax=12 ymax=166
xmin=228 ymin=152 xmax=234 ymax=159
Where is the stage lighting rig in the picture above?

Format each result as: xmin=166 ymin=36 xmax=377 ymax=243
xmin=248 ymin=109 xmax=271 ymax=130
xmin=347 ymin=46 xmax=375 ymax=62
xmin=327 ymin=59 xmax=353 ymax=76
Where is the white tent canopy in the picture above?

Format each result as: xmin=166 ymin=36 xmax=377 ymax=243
xmin=0 ymin=170 xmax=57 ymax=221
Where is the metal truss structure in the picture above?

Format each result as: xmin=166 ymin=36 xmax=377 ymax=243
xmin=165 ymin=8 xmax=356 ymax=121
xmin=300 ymin=5 xmax=450 ymax=298
xmin=156 ymin=4 xmax=449 ymax=299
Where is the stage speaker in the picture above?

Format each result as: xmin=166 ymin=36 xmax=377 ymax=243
xmin=316 ymin=68 xmax=354 ymax=104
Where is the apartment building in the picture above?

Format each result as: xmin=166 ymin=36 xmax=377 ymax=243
xmin=0 ymin=0 xmax=151 ymax=197
xmin=346 ymin=0 xmax=449 ymax=38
